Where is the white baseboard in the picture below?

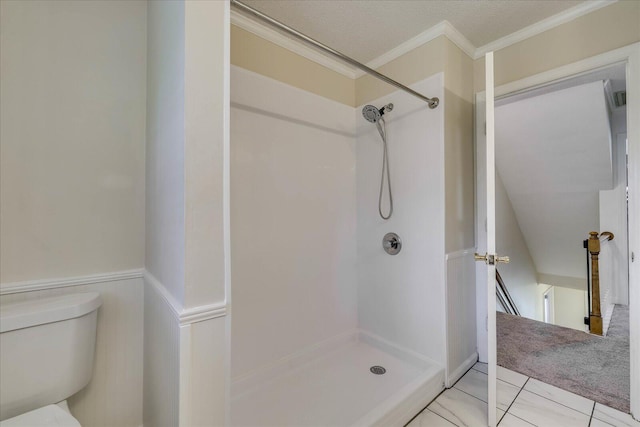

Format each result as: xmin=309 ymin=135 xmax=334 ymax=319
xmin=446 ymin=352 xmax=478 ymax=388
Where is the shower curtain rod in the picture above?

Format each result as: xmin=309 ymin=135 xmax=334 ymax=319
xmin=230 ymin=0 xmax=440 ymax=109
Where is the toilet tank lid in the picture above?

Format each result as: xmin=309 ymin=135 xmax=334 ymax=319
xmin=0 ymin=292 xmax=102 ymax=333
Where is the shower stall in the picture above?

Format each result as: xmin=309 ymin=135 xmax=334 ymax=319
xmin=229 ymin=3 xmax=472 ymax=425
xmin=230 ymin=64 xmax=452 ymax=425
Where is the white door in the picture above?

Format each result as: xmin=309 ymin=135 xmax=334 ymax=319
xmin=475 ymin=52 xmax=500 ymax=427
xmin=476 ymin=45 xmax=640 ymax=424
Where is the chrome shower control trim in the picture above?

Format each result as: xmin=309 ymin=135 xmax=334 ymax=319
xmin=383 ymin=233 xmax=402 ymax=255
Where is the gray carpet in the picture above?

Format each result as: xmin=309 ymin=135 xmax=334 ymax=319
xmin=607 ymin=304 xmax=630 ymax=339
xmin=497 ymin=306 xmax=630 ymax=412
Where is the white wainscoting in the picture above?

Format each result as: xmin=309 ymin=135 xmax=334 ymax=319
xmin=143 ymin=276 xmax=180 ymax=427
xmin=0 ymin=272 xmax=144 ymax=427
xmin=445 ymin=248 xmax=478 ymax=387
xmin=143 ymin=272 xmax=228 ymax=426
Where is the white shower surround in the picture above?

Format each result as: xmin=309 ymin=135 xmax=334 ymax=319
xmin=230 ymin=66 xmax=358 ymax=380
xmin=356 ymin=74 xmax=446 ymax=365
xmin=230 ymin=66 xmax=449 ymax=425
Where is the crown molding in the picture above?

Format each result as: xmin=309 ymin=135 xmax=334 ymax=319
xmin=442 ymin=21 xmax=478 ymax=61
xmin=474 ymin=0 xmax=616 ymax=59
xmin=354 ymin=20 xmax=475 ymax=78
xmin=230 ymin=9 xmax=358 ymax=79
xmin=232 ymin=0 xmax=617 ymax=78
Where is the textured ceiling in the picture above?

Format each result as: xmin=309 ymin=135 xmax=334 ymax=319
xmin=241 ymin=0 xmax=585 ymax=63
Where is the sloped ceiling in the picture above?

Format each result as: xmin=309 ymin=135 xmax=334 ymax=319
xmin=241 ymin=0 xmax=585 ymax=63
xmin=495 ymin=80 xmax=613 ymax=280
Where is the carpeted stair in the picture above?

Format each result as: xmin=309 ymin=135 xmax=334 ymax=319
xmin=497 ymin=305 xmax=630 ymax=412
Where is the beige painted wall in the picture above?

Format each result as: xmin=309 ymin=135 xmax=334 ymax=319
xmin=355 ymin=36 xmax=447 ymax=107
xmin=474 ymin=0 xmax=640 ymax=91
xmin=444 ymin=38 xmax=475 ymax=253
xmin=552 ymin=286 xmax=588 ymax=331
xmin=0 ymin=2 xmax=146 ymax=424
xmin=231 ymin=25 xmax=355 ymax=106
xmin=0 ymin=0 xmax=146 ymax=284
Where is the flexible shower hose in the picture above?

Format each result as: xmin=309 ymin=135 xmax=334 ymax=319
xmin=376 ymin=117 xmax=393 ymax=220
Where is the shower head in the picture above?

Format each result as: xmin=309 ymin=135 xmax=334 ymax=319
xmin=362 ymin=105 xmax=381 ymax=123
xmin=362 ymin=103 xmax=394 ymax=123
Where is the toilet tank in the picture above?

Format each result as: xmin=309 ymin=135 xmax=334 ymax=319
xmin=0 ymin=292 xmax=102 ymax=421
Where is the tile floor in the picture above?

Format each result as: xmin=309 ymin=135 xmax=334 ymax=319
xmin=407 ymin=362 xmax=640 ymax=427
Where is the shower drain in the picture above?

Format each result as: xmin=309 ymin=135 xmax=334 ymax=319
xmin=370 ymin=365 xmax=386 ymax=375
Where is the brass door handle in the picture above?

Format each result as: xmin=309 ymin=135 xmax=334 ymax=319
xmin=474 ymin=253 xmax=510 ymax=265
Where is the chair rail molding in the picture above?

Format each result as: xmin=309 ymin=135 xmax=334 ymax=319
xmin=143 ymin=270 xmax=228 ymax=326
xmin=0 ymin=269 xmax=145 ymax=295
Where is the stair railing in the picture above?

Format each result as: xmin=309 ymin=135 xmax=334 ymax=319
xmin=496 ymin=270 xmax=520 ymax=316
xmin=584 ymin=231 xmax=614 ymax=336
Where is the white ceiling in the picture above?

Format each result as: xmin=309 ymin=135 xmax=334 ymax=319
xmin=496 ymin=80 xmax=613 ymax=280
xmin=241 ymin=0 xmax=588 ymax=63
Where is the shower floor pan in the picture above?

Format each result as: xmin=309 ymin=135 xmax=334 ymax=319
xmin=230 ymin=331 xmax=444 ymax=427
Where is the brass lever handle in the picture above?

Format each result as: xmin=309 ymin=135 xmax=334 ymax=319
xmin=474 ymin=253 xmax=509 ymax=264
xmin=474 ymin=253 xmax=487 ymax=262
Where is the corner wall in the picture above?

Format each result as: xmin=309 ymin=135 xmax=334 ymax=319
xmin=355 ymin=36 xmax=447 ymax=106
xmin=144 ymin=1 xmax=229 ymax=425
xmin=144 ymin=3 xmax=185 ymax=421
xmin=444 ymin=38 xmax=475 ymax=253
xmin=145 ymin=0 xmax=186 ymax=304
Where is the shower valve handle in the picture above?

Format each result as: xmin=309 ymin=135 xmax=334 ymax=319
xmin=382 ymin=233 xmax=402 ymax=255
xmin=384 ymin=239 xmax=398 ymax=250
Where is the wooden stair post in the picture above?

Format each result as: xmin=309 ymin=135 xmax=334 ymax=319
xmin=588 ymin=231 xmax=603 ymax=335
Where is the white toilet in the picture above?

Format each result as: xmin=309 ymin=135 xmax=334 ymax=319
xmin=0 ymin=292 xmax=102 ymax=426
